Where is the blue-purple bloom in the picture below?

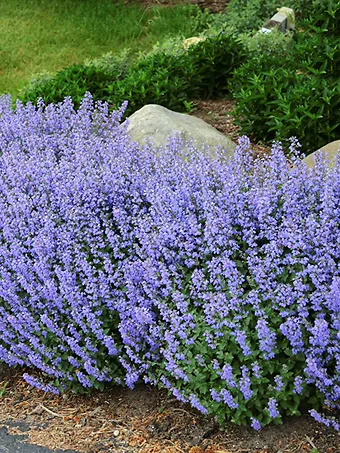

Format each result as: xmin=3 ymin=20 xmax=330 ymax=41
xmin=0 ymin=94 xmax=339 ymax=431
xmin=267 ymin=398 xmax=280 ymax=419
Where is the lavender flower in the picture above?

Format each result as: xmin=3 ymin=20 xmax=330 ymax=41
xmin=0 ymin=94 xmax=339 ymax=431
xmin=267 ymin=398 xmax=280 ymax=419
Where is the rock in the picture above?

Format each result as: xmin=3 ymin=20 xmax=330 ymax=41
xmin=183 ymin=37 xmax=205 ymax=50
xmin=279 ymin=7 xmax=295 ymax=30
xmin=304 ymin=140 xmax=340 ymax=168
xmin=126 ymin=104 xmax=236 ymax=158
xmin=261 ymin=6 xmax=295 ymax=33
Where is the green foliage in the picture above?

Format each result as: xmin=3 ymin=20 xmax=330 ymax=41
xmin=211 ymin=0 xmax=339 ymax=36
xmin=295 ymin=33 xmax=340 ymax=77
xmin=245 ymin=29 xmax=295 ymax=59
xmin=301 ymin=0 xmax=340 ymax=36
xmin=210 ymin=0 xmax=312 ymax=34
xmin=111 ymin=50 xmax=193 ymax=114
xmin=230 ymin=0 xmax=340 ymax=154
xmin=185 ymin=32 xmax=246 ymax=99
xmin=21 ymin=32 xmax=246 ymax=117
xmin=268 ymin=75 xmax=339 ymax=152
xmin=20 ymin=55 xmax=130 ymax=109
xmin=147 ymin=259 xmax=323 ymax=427
xmin=231 ymin=64 xmax=340 ymax=152
xmin=0 ymin=382 xmax=8 ymax=398
xmin=231 ymin=66 xmax=296 ymax=142
xmin=111 ymin=33 xmax=245 ymax=115
xmin=295 ymin=0 xmax=340 ymax=77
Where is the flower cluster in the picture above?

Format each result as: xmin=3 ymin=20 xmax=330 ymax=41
xmin=0 ymin=94 xmax=147 ymax=392
xmin=0 ymin=94 xmax=339 ymax=429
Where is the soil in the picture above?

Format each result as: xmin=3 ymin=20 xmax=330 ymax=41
xmin=125 ymin=0 xmax=230 ymax=14
xmin=190 ymin=99 xmax=271 ymax=157
xmin=0 ymin=364 xmax=339 ymax=453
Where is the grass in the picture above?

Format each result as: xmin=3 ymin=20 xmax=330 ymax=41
xmin=0 ymin=0 xmax=202 ymax=98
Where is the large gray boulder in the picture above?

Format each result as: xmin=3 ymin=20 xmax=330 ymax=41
xmin=125 ymin=104 xmax=236 ymax=158
xmin=304 ymin=140 xmax=340 ymax=168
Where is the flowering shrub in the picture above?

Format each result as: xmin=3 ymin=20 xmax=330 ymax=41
xmin=0 ymin=95 xmax=339 ymax=430
xmin=122 ymin=136 xmax=340 ymax=430
xmin=0 ymin=94 xmax=151 ymax=392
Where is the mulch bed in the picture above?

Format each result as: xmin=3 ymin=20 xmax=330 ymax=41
xmin=190 ymin=99 xmax=271 ymax=157
xmin=0 ymin=364 xmax=339 ymax=453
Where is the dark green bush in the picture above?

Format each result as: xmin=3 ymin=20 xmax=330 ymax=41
xmin=295 ymin=34 xmax=340 ymax=77
xmin=109 ymin=33 xmax=245 ymax=115
xmin=301 ymin=0 xmax=340 ymax=36
xmin=268 ymin=76 xmax=340 ymax=151
xmin=230 ymin=0 xmax=340 ymax=154
xmin=231 ymin=65 xmax=298 ymax=143
xmin=111 ymin=51 xmax=195 ymax=114
xmin=21 ymin=33 xmax=246 ymax=116
xmin=295 ymin=0 xmax=340 ymax=77
xmin=231 ymin=63 xmax=340 ymax=152
xmin=20 ymin=59 xmax=129 ymax=110
xmin=186 ymin=32 xmax=246 ymax=98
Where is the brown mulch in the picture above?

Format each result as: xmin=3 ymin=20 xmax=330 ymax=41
xmin=190 ymin=99 xmax=271 ymax=157
xmin=0 ymin=365 xmax=339 ymax=453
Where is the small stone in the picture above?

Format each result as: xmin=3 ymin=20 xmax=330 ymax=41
xmin=278 ymin=7 xmax=295 ymax=30
xmin=113 ymin=430 xmax=120 ymax=437
xmin=262 ymin=7 xmax=295 ymax=33
xmin=183 ymin=36 xmax=205 ymax=50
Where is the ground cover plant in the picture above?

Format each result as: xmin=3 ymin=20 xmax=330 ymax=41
xmin=0 ymin=95 xmax=339 ymax=432
xmin=0 ymin=0 xmax=209 ymax=98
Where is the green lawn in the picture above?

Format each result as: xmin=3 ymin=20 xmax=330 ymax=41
xmin=0 ymin=0 xmax=200 ymax=99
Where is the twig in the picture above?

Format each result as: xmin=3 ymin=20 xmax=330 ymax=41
xmin=168 ymin=408 xmax=192 ymax=416
xmin=165 ymin=440 xmax=185 ymax=453
xmin=88 ymin=406 xmax=103 ymax=417
xmin=305 ymin=435 xmax=317 ymax=450
xmin=38 ymin=404 xmax=64 ymax=418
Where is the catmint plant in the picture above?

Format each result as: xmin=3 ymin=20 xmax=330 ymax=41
xmin=0 ymin=94 xmax=339 ymax=431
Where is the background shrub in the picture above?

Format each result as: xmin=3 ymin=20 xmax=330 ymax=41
xmin=231 ymin=66 xmax=340 ymax=152
xmin=20 ymin=32 xmax=246 ymax=116
xmin=1 ymin=95 xmax=339 ymax=431
xmin=210 ymin=0 xmax=313 ymax=34
xmin=111 ymin=32 xmax=245 ymax=115
xmin=230 ymin=0 xmax=340 ymax=153
xmin=20 ymin=54 xmax=130 ymax=110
